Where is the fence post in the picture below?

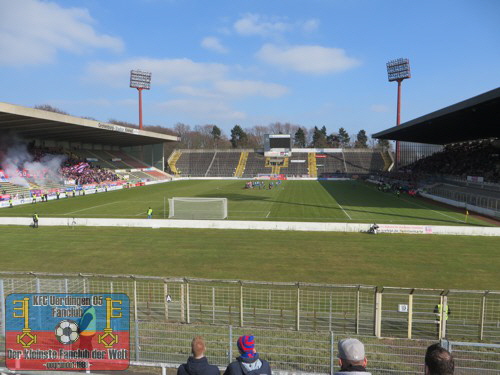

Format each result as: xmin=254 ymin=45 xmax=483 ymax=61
xmin=212 ymin=287 xmax=215 ymax=324
xmin=330 ymin=331 xmax=335 ymax=375
xmin=440 ymin=294 xmax=448 ymax=339
xmin=296 ymin=283 xmax=300 ymax=331
xmin=64 ymin=279 xmax=68 ymax=294
xmin=408 ymin=289 xmax=414 ymax=339
xmin=440 ymin=338 xmax=451 ymax=352
xmin=132 ymin=276 xmax=140 ymax=361
xmin=228 ymin=325 xmax=233 ymax=363
xmin=164 ymin=281 xmax=168 ymax=321
xmin=239 ymin=281 xmax=244 ymax=327
xmin=355 ymin=287 xmax=360 ymax=335
xmin=374 ymin=287 xmax=382 ymax=338
xmin=180 ymin=283 xmax=185 ymax=323
xmin=329 ymin=292 xmax=332 ymax=332
xmin=0 ymin=279 xmax=5 ymax=337
xmin=110 ymin=281 xmax=113 ymax=294
xmin=186 ymin=279 xmax=190 ymax=324
xmin=36 ymin=277 xmax=40 ymax=293
xmin=134 ymin=320 xmax=140 ymax=361
xmin=479 ymin=291 xmax=488 ymax=341
xmin=133 ymin=278 xmax=138 ymax=322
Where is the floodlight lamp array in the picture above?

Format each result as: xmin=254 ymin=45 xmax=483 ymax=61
xmin=386 ymin=58 xmax=411 ymax=82
xmin=130 ymin=70 xmax=152 ymax=90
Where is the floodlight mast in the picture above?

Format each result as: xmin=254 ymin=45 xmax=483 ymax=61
xmin=130 ymin=70 xmax=152 ymax=130
xmin=386 ymin=58 xmax=411 ymax=169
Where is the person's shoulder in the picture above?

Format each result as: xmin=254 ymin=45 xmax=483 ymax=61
xmin=177 ymin=363 xmax=188 ymax=375
xmin=207 ymin=363 xmax=220 ymax=375
xmin=223 ymin=361 xmax=239 ymax=374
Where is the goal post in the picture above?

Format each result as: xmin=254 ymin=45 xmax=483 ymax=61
xmin=168 ymin=197 xmax=228 ymax=219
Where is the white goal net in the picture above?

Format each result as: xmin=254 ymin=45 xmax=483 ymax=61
xmin=168 ymin=197 xmax=228 ymax=219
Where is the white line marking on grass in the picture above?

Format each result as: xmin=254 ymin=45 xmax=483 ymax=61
xmin=337 ymin=203 xmax=352 ymax=220
xmin=266 ymin=211 xmax=271 ymax=218
xmin=66 ymin=201 xmax=120 ymax=215
xmin=403 ymin=198 xmax=464 ymax=223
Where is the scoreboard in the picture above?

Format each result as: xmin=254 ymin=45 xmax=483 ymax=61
xmin=264 ymin=134 xmax=292 ymax=157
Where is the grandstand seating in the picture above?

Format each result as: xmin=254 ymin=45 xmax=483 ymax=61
xmin=343 ymin=150 xmax=386 ymax=174
xmin=206 ymin=151 xmax=241 ymax=177
xmin=242 ymin=152 xmax=272 ymax=177
xmin=168 ymin=149 xmax=389 ymax=177
xmin=408 ymin=140 xmax=500 ymax=183
xmin=279 ymin=153 xmax=309 ymax=177
xmin=175 ymin=151 xmax=215 ymax=177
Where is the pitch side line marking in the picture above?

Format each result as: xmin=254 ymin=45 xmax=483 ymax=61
xmin=403 ymin=198 xmax=464 ymax=223
xmin=337 ymin=203 xmax=352 ymax=220
xmin=66 ymin=201 xmax=121 ymax=215
xmin=266 ymin=211 xmax=271 ymax=218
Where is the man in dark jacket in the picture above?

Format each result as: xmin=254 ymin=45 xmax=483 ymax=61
xmin=178 ymin=336 xmax=219 ymax=375
xmin=223 ymin=335 xmax=271 ymax=375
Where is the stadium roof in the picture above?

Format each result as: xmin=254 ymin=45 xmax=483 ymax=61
xmin=372 ymin=87 xmax=500 ymax=145
xmin=0 ymin=102 xmax=179 ymax=146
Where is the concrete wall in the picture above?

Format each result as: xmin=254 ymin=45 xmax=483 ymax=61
xmin=1 ymin=217 xmax=499 ymax=236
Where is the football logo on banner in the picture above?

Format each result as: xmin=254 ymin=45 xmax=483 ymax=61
xmin=5 ymin=293 xmax=130 ymax=371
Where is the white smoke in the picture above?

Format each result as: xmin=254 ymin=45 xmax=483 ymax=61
xmin=0 ymin=135 xmax=67 ymax=188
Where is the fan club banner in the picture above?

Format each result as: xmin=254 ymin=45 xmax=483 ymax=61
xmin=5 ymin=293 xmax=130 ymax=371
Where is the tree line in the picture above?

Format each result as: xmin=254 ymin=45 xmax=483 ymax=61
xmin=34 ymin=104 xmax=391 ymax=151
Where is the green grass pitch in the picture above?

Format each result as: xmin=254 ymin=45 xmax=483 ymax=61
xmin=0 ymin=180 xmax=498 ymax=290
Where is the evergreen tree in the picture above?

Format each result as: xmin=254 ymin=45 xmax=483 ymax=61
xmin=294 ymin=128 xmax=306 ymax=148
xmin=327 ymin=133 xmax=340 ymax=147
xmin=377 ymin=138 xmax=392 ymax=149
xmin=312 ymin=126 xmax=327 ymax=147
xmin=211 ymin=125 xmax=221 ymax=148
xmin=355 ymin=129 xmax=368 ymax=148
xmin=338 ymin=127 xmax=350 ymax=147
xmin=230 ymin=125 xmax=248 ymax=148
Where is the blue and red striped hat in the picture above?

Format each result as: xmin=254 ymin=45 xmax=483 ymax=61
xmin=237 ymin=335 xmax=256 ymax=358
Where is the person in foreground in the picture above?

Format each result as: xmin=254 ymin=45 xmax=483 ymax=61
xmin=177 ymin=336 xmax=220 ymax=375
xmin=335 ymin=338 xmax=371 ymax=374
xmin=425 ymin=343 xmax=454 ymax=375
xmin=224 ymin=335 xmax=271 ymax=375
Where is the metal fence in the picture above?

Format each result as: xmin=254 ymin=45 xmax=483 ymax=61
xmin=0 ymin=272 xmax=499 ymax=374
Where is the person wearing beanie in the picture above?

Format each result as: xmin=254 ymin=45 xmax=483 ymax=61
xmin=335 ymin=338 xmax=371 ymax=375
xmin=223 ymin=335 xmax=272 ymax=375
xmin=178 ymin=336 xmax=220 ymax=375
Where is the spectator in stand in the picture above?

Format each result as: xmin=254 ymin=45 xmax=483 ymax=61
xmin=224 ymin=335 xmax=271 ymax=375
xmin=425 ymin=343 xmax=454 ymax=375
xmin=335 ymin=338 xmax=371 ymax=375
xmin=177 ymin=336 xmax=219 ymax=375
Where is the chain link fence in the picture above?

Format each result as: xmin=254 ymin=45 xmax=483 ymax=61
xmin=1 ymin=272 xmax=499 ymax=374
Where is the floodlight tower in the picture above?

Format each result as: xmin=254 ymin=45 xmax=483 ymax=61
xmin=386 ymin=58 xmax=411 ymax=169
xmin=130 ymin=70 xmax=152 ymax=130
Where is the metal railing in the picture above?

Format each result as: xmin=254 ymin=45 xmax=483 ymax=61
xmin=1 ymin=272 xmax=499 ymax=374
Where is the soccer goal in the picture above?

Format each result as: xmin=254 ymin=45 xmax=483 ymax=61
xmin=168 ymin=197 xmax=228 ymax=219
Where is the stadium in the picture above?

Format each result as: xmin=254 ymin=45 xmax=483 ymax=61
xmin=0 ymin=86 xmax=499 ymax=374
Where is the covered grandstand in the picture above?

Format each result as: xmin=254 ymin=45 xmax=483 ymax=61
xmin=0 ymin=102 xmax=179 ymax=203
xmin=372 ymin=87 xmax=500 ymax=218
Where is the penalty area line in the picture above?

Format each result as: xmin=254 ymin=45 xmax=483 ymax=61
xmin=65 ymin=201 xmax=120 ymax=215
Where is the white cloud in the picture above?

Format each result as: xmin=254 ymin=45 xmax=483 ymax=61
xmin=160 ymin=99 xmax=246 ymax=122
xmin=0 ymin=0 xmax=123 ymax=66
xmin=233 ymin=14 xmax=320 ymax=37
xmin=370 ymin=104 xmax=390 ymax=113
xmin=302 ymin=19 xmax=320 ymax=33
xmin=214 ymin=80 xmax=289 ymax=98
xmin=201 ymin=36 xmax=228 ymax=53
xmin=256 ymin=44 xmax=361 ymax=74
xmin=234 ymin=14 xmax=291 ymax=37
xmin=86 ymin=58 xmax=228 ymax=87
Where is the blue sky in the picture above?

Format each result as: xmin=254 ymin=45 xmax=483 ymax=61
xmin=1 ymin=0 xmax=499 ymax=139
